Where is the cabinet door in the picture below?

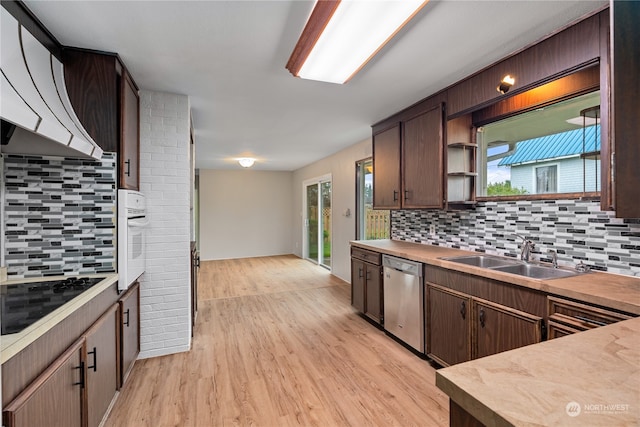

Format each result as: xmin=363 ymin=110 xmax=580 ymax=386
xmin=402 ymin=105 xmax=444 ymax=208
xmin=427 ymin=284 xmax=471 ymax=367
xmin=120 ymin=72 xmax=140 ymax=190
xmin=85 ymin=304 xmax=119 ymax=427
xmin=473 ymin=299 xmax=542 ymax=359
xmin=372 ymin=124 xmax=401 ymax=209
xmin=364 ymin=264 xmax=383 ymax=324
xmin=3 ymin=339 xmax=84 ymax=427
xmin=351 ymin=259 xmax=365 ymax=312
xmin=64 ymin=49 xmax=119 ymax=152
xmin=120 ymin=282 xmax=140 ymax=387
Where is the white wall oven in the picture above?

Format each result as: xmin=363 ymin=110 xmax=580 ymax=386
xmin=118 ymin=190 xmax=147 ymax=291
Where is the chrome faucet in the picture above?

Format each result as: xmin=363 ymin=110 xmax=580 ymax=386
xmin=548 ymin=249 xmax=558 ymax=268
xmin=513 ymin=233 xmax=535 ymax=262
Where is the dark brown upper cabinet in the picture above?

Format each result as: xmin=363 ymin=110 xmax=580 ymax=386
xmin=373 ymin=104 xmax=444 ymax=210
xmin=64 ymin=48 xmax=140 ymax=190
xmin=372 ymin=124 xmax=401 ymax=209
xmin=609 ymin=1 xmax=640 ymax=218
xmin=371 ymin=7 xmax=639 ymax=218
xmin=402 ymin=105 xmax=444 ymax=208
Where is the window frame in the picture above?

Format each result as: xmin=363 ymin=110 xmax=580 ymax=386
xmin=533 ymin=163 xmax=559 ymax=194
xmin=473 ymin=66 xmax=602 ymax=203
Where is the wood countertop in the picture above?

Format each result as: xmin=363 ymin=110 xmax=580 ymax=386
xmin=436 ymin=316 xmax=640 ymax=426
xmin=1 ymin=273 xmax=118 ymax=363
xmin=351 ymin=240 xmax=640 ymax=315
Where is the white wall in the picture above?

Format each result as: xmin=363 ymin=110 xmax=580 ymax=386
xmin=292 ymin=138 xmax=372 ymax=282
xmin=138 ymin=90 xmax=192 ymax=358
xmin=199 ymin=169 xmax=293 ymax=260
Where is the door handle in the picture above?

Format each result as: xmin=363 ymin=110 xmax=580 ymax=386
xmin=73 ymin=361 xmax=85 ymax=388
xmin=125 ymin=159 xmax=131 ymax=176
xmin=358 ymin=268 xmax=363 ymax=279
xmin=124 ymin=308 xmax=130 ymax=327
xmin=460 ymin=301 xmax=466 ymax=319
xmin=393 ymin=190 xmax=399 ymax=202
xmin=479 ymin=308 xmax=486 ymax=328
xmin=87 ymin=347 xmax=97 ymax=372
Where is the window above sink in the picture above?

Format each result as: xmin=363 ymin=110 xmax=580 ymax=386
xmin=470 ymin=64 xmax=602 ymax=202
xmin=477 ymin=90 xmax=600 ymax=199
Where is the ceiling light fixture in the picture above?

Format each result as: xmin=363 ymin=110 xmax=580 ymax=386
xmin=286 ymin=0 xmax=428 ymax=84
xmin=238 ymin=158 xmax=256 ymax=168
xmin=497 ymin=75 xmax=515 ymax=94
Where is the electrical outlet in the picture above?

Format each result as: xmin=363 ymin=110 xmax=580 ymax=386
xmin=429 ymin=224 xmax=436 ymax=236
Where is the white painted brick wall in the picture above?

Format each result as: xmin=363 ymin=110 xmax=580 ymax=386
xmin=138 ymin=90 xmax=191 ymax=358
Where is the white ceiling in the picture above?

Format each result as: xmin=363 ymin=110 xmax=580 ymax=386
xmin=23 ymin=0 xmax=606 ymax=171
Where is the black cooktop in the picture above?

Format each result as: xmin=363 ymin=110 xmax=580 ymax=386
xmin=1 ymin=277 xmax=104 ymax=335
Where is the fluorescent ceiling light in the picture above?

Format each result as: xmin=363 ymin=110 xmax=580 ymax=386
xmin=286 ymin=0 xmax=428 ymax=84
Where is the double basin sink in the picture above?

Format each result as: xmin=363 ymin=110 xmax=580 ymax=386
xmin=442 ymin=255 xmax=584 ymax=280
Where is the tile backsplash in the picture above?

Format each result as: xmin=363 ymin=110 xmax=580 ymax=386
xmin=391 ymin=199 xmax=640 ymax=277
xmin=2 ymin=153 xmax=117 ymax=278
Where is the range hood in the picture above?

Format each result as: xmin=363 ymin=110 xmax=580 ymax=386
xmin=0 ymin=7 xmax=102 ymax=159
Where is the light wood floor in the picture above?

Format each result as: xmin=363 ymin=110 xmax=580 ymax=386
xmin=105 ymin=255 xmax=449 ymax=427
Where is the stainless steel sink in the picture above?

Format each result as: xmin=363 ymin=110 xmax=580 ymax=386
xmin=442 ymin=254 xmax=582 ymax=280
xmin=442 ymin=255 xmax=520 ymax=268
xmin=491 ymin=263 xmax=579 ymax=279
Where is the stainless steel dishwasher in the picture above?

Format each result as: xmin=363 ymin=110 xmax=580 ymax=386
xmin=382 ymin=255 xmax=424 ymax=353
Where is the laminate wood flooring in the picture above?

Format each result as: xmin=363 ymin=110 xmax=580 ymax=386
xmin=105 ymin=255 xmax=449 ymax=427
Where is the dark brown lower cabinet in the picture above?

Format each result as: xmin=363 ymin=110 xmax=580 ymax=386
xmin=427 ymin=282 xmax=543 ymax=367
xmin=85 ymin=304 xmax=119 ymax=427
xmin=2 ymin=339 xmax=85 ymax=427
xmin=119 ymin=282 xmax=140 ymax=387
xmin=473 ymin=299 xmax=542 ymax=359
xmin=363 ymin=263 xmax=382 ymax=323
xmin=546 ymin=295 xmax=632 ymax=339
xmin=351 ymin=258 xmax=366 ymax=313
xmin=427 ymin=284 xmax=471 ymax=367
xmin=351 ymin=257 xmax=383 ymax=324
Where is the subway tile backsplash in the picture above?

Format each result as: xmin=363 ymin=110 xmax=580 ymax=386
xmin=2 ymin=153 xmax=117 ymax=278
xmin=391 ymin=199 xmax=640 ymax=277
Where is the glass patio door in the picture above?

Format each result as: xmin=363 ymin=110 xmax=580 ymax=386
xmin=304 ymin=176 xmax=331 ymax=269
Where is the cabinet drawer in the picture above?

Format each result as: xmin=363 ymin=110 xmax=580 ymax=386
xmin=351 ymin=247 xmax=381 ymax=265
xmin=548 ymin=296 xmax=632 ymax=331
xmin=548 ymin=320 xmax=583 ymax=339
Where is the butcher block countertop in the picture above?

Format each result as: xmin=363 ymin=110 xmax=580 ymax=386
xmin=351 ymin=239 xmax=640 ymax=315
xmin=436 ymin=316 xmax=640 ymax=426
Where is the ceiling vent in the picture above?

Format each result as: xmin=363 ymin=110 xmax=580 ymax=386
xmin=0 ymin=7 xmax=103 ymax=159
